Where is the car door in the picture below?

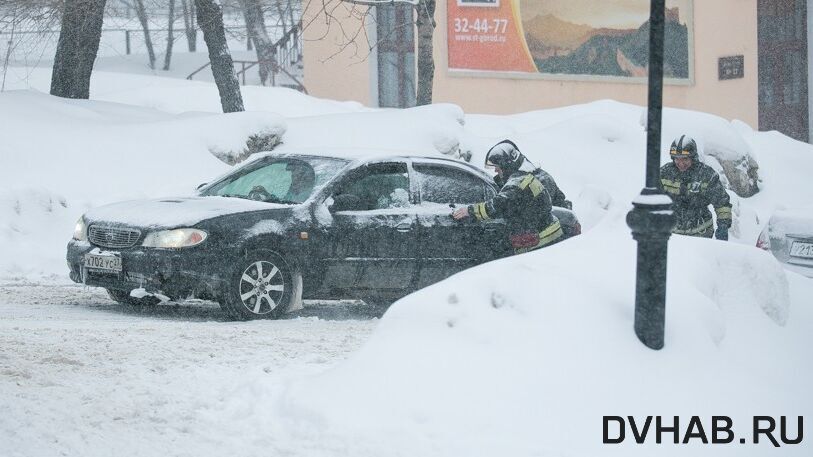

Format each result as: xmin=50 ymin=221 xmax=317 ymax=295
xmin=412 ymin=161 xmax=510 ymax=289
xmin=318 ymin=161 xmax=419 ymax=292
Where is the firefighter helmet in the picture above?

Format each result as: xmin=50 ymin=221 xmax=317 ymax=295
xmin=669 ymin=135 xmax=698 ymax=159
xmin=485 ymin=140 xmax=525 ymax=172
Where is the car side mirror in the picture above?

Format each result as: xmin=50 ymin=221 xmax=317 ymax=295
xmin=329 ymin=194 xmax=362 ymax=212
xmin=196 ymin=182 xmax=208 ymax=191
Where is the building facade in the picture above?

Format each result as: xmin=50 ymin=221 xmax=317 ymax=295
xmin=303 ymin=0 xmax=812 ymax=143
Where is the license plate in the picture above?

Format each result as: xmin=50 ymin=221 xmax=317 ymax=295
xmin=84 ymin=253 xmax=122 ymax=272
xmin=790 ymin=241 xmax=813 ymax=259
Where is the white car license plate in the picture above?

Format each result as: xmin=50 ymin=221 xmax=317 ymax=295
xmin=84 ymin=253 xmax=122 ymax=272
xmin=789 ymin=241 xmax=813 ymax=259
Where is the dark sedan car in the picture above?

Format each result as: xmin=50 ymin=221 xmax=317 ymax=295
xmin=67 ymin=151 xmax=579 ymax=320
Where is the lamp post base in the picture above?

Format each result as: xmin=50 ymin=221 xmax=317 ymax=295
xmin=626 ymin=188 xmax=675 ymax=350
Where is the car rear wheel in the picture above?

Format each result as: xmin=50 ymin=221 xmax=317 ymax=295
xmin=106 ymin=288 xmax=160 ymax=307
xmin=221 ymin=250 xmax=293 ymax=320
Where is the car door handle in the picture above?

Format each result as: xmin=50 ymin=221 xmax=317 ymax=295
xmin=396 ymin=223 xmax=412 ymax=232
xmin=484 ymin=225 xmax=500 ymax=232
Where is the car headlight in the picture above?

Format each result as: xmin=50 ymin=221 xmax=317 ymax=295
xmin=73 ymin=216 xmax=87 ymax=241
xmin=142 ymin=228 xmax=208 ymax=248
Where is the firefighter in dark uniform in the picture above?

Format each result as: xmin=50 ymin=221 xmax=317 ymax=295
xmin=494 ymin=162 xmax=571 ymax=210
xmin=659 ymin=135 xmax=732 ymax=239
xmin=452 ymin=140 xmax=564 ymax=254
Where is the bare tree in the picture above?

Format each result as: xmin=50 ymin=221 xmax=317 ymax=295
xmin=414 ymin=0 xmax=435 ymax=105
xmin=163 ymin=0 xmax=175 ymax=70
xmin=180 ymin=0 xmax=197 ymax=51
xmin=195 ymin=0 xmax=244 ymax=112
xmin=286 ymin=0 xmax=296 ymax=31
xmin=132 ymin=0 xmax=157 ymax=69
xmin=1 ymin=1 xmax=64 ymax=90
xmin=274 ymin=0 xmax=288 ymax=30
xmin=1 ymin=5 xmax=20 ymax=92
xmin=50 ymin=0 xmax=107 ymax=99
xmin=238 ymin=0 xmax=274 ymax=85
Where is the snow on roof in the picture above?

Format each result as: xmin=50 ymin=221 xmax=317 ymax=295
xmin=266 ymin=145 xmax=453 ymax=162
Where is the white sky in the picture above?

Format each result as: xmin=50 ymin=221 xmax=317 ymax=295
xmin=519 ymin=0 xmax=690 ymax=29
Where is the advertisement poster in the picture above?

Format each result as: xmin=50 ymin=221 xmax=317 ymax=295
xmin=447 ymin=0 xmax=693 ymax=80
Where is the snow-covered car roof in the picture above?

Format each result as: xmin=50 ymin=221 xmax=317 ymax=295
xmin=256 ymin=144 xmax=454 ymax=161
xmin=239 ymin=146 xmax=486 ymax=177
xmin=197 ymin=147 xmax=493 ymax=202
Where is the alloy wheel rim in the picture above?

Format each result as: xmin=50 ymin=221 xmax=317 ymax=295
xmin=238 ymin=260 xmax=285 ymax=314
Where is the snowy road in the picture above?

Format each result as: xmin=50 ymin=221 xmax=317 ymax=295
xmin=0 ymin=284 xmax=379 ymax=457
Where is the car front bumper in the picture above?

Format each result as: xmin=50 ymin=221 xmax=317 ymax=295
xmin=783 ymin=261 xmax=813 ymax=278
xmin=67 ymin=240 xmax=234 ymax=300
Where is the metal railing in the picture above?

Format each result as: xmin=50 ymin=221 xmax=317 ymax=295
xmin=187 ymin=22 xmax=304 ymax=92
xmin=0 ymin=24 xmax=286 ymax=57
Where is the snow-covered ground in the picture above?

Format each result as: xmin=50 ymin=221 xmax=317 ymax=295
xmin=0 ymin=285 xmax=378 ymax=457
xmin=1 ymin=65 xmax=812 ymax=456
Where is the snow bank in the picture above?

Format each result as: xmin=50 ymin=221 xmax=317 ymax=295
xmin=271 ymin=213 xmax=812 ymax=456
xmin=0 ymin=90 xmax=283 ymax=279
xmin=281 ymin=103 xmax=465 ymax=157
xmin=1 ymin=67 xmax=365 ymax=117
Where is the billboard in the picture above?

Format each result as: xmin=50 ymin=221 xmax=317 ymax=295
xmin=447 ymin=0 xmax=693 ymax=81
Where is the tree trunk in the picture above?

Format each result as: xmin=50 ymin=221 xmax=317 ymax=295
xmin=275 ymin=0 xmax=287 ymax=30
xmin=415 ymin=0 xmax=436 ymax=106
xmin=50 ymin=0 xmax=107 ymax=99
xmin=181 ymin=0 xmax=197 ymax=52
xmin=134 ymin=0 xmax=156 ymax=70
xmin=286 ymin=0 xmax=295 ymax=33
xmin=239 ymin=0 xmax=275 ymax=86
xmin=163 ymin=0 xmax=175 ymax=70
xmin=195 ymin=0 xmax=245 ymax=112
xmin=241 ymin=5 xmax=255 ymax=52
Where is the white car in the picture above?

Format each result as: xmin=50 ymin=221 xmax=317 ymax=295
xmin=757 ymin=207 xmax=813 ymax=278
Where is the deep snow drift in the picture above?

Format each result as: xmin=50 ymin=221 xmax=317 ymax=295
xmin=271 ymin=213 xmax=812 ymax=456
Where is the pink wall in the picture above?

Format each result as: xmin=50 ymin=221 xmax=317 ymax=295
xmin=302 ymin=1 xmax=376 ymax=106
xmin=304 ymin=1 xmax=758 ymax=127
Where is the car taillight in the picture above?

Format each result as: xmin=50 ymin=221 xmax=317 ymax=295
xmin=756 ymin=229 xmax=771 ymax=250
xmin=572 ymin=221 xmax=582 ymax=236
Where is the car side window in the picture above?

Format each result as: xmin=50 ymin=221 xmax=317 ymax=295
xmin=414 ymin=164 xmax=487 ymax=205
xmin=335 ymin=162 xmax=411 ymax=210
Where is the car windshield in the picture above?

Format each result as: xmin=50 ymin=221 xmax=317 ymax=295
xmin=201 ymin=156 xmax=349 ymax=204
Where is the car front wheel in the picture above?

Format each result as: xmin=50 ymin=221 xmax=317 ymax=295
xmin=221 ymin=250 xmax=293 ymax=320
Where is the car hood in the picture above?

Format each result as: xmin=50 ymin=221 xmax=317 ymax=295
xmin=84 ymin=196 xmax=293 ymax=228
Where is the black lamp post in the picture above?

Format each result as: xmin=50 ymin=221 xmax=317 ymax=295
xmin=625 ymin=0 xmax=676 ymax=350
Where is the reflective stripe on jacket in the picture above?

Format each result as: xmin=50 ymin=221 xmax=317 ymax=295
xmin=468 ymin=171 xmax=558 ymax=242
xmin=658 ymin=161 xmax=732 ymax=236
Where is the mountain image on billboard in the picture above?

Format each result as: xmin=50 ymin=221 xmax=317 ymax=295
xmin=520 ymin=0 xmax=691 ymax=79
